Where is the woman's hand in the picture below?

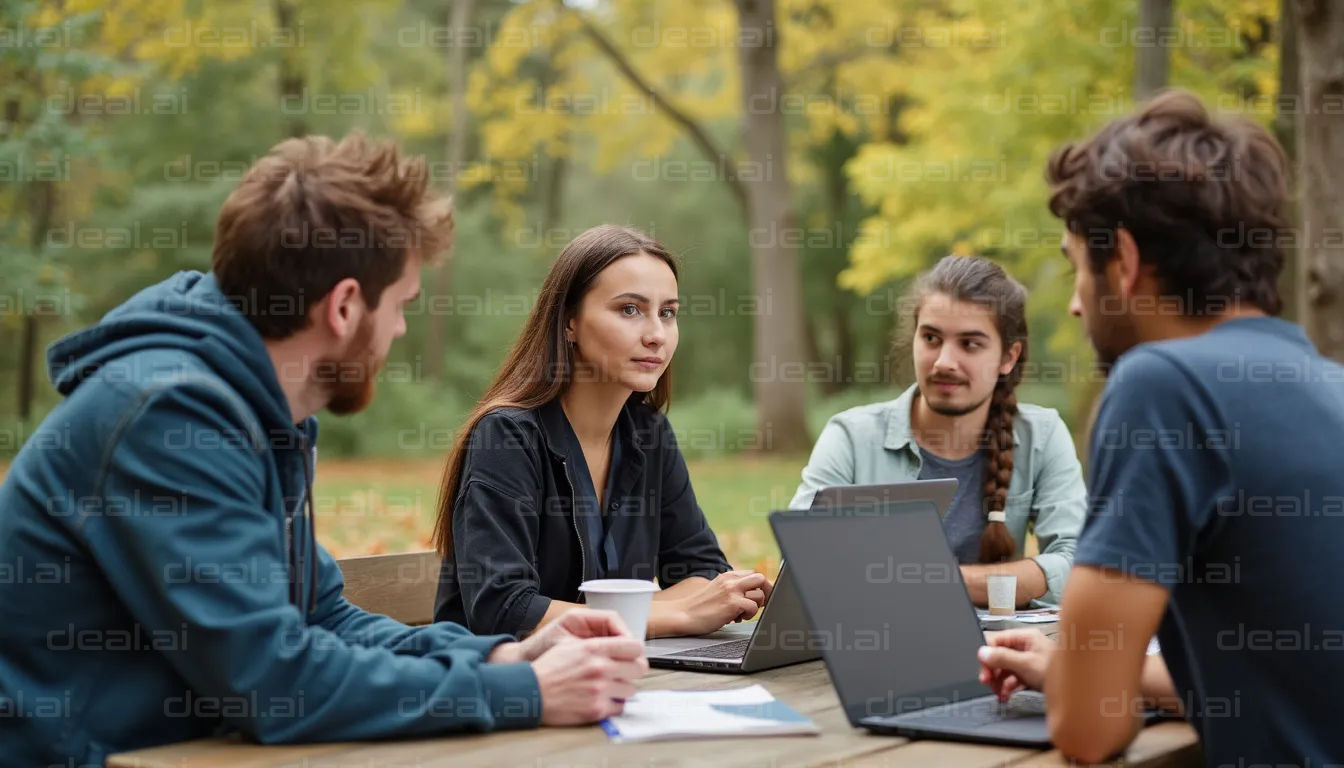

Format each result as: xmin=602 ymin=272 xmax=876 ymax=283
xmin=659 ymin=570 xmax=772 ymax=637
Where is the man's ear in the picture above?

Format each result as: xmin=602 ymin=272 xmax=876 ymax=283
xmin=1114 ymin=227 xmax=1143 ymax=300
xmin=321 ymin=278 xmax=365 ymax=340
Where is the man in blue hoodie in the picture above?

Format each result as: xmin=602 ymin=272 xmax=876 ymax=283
xmin=0 ymin=133 xmax=647 ymax=766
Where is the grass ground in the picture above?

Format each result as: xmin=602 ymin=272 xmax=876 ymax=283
xmin=0 ymin=455 xmax=805 ymax=576
xmin=1 ymin=455 xmax=1038 ymax=579
xmin=309 ymin=455 xmax=806 ymax=580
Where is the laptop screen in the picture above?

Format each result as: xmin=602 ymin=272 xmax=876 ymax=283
xmin=770 ymin=501 xmax=992 ymax=724
xmin=810 ymin=479 xmax=958 ymax=516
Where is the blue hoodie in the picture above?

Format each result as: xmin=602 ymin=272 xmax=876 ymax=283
xmin=0 ymin=272 xmax=541 ymax=766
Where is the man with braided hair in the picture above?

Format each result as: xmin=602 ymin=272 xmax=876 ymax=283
xmin=789 ymin=254 xmax=1087 ymax=609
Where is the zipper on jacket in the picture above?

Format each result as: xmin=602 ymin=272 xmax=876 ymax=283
xmin=299 ymin=435 xmax=319 ymax=613
xmin=284 ymin=513 xmax=296 ymax=606
xmin=561 ymin=458 xmax=588 ymax=598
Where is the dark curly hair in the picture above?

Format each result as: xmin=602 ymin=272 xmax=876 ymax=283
xmin=1046 ymin=89 xmax=1292 ymax=315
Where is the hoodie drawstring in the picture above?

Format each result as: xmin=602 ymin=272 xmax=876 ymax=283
xmin=298 ymin=436 xmax=319 ymax=613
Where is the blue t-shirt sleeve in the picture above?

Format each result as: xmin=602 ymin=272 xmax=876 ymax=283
xmin=1074 ymin=348 xmax=1231 ymax=587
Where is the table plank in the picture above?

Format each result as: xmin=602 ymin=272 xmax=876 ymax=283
xmin=833 ymin=740 xmax=1036 ymax=768
xmin=108 ymin=660 xmax=1200 ymax=768
xmin=106 ymin=738 xmax=352 ymax=768
xmin=1009 ymin=722 xmax=1201 ymax=767
xmin=294 ymin=661 xmax=895 ymax=768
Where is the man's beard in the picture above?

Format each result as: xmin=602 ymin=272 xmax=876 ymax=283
xmin=1087 ymin=276 xmax=1139 ymax=376
xmin=922 ymin=388 xmax=993 ymax=418
xmin=319 ymin=320 xmax=381 ymax=415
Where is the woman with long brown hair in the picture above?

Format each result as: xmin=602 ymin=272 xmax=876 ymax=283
xmin=789 ymin=255 xmax=1086 ymax=609
xmin=432 ymin=225 xmax=770 ymax=638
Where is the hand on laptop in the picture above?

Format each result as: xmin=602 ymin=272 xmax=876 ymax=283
xmin=976 ymin=629 xmax=1057 ymax=701
xmin=666 ymin=570 xmax=773 ymax=636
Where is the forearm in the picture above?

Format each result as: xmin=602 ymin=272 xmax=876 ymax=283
xmin=1044 ymin=569 xmax=1169 ymax=763
xmin=318 ymin=572 xmax=508 ymax=658
xmin=644 ymin=577 xmax=709 ymax=638
xmin=960 ymin=560 xmax=1048 ymax=607
xmin=655 ymin=577 xmax=709 ymax=601
xmin=1045 ymin=648 xmax=1146 ymax=763
xmin=536 ymin=597 xmax=679 ymax=640
xmin=326 ymin=604 xmax=508 ymax=656
xmin=529 ymin=576 xmax=715 ymax=639
xmin=1140 ymin=653 xmax=1183 ymax=714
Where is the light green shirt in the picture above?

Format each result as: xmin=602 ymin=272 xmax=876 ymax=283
xmin=788 ymin=384 xmax=1087 ymax=607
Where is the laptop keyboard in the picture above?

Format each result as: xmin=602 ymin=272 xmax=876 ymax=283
xmin=664 ymin=639 xmax=750 ymax=659
xmin=888 ymin=692 xmax=1046 ymax=730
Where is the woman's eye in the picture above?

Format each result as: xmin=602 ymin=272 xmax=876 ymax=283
xmin=660 ymin=308 xmax=677 ymax=319
xmin=923 ymin=333 xmax=938 ymax=344
xmin=621 ymin=305 xmax=640 ymax=316
xmin=964 ymin=341 xmax=981 ymax=350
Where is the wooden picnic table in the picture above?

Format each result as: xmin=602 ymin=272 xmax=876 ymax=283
xmin=108 ymin=558 xmax=1199 ymax=768
xmin=108 ymin=655 xmax=1201 ymax=768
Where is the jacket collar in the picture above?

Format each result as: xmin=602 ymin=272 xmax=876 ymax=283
xmin=537 ymin=395 xmax=647 ymax=461
xmin=884 ymin=383 xmax=1022 ymax=452
xmin=537 ymin=398 xmax=570 ymax=460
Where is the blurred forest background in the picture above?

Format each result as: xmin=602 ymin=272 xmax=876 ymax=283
xmin=3 ymin=0 xmax=1341 ymax=567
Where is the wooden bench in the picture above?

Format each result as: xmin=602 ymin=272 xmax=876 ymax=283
xmin=336 ymin=550 xmax=440 ymax=626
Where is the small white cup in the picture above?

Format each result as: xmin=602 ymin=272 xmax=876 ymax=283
xmin=986 ymin=573 xmax=1017 ymax=616
xmin=578 ymin=579 xmax=659 ymax=639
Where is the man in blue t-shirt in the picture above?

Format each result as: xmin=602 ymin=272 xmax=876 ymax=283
xmin=975 ymin=89 xmax=1344 ymax=765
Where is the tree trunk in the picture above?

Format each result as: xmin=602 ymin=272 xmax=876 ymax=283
xmin=425 ymin=0 xmax=476 ymax=383
xmin=1277 ymin=0 xmax=1302 ymax=322
xmin=1135 ymin=0 xmax=1173 ymax=100
xmin=1085 ymin=0 xmax=1171 ymax=452
xmin=276 ymin=0 xmax=306 ymax=138
xmin=736 ymin=0 xmax=810 ymax=453
xmin=543 ymin=152 xmax=567 ymax=235
xmin=18 ymin=180 xmax=56 ymax=421
xmin=1295 ymin=0 xmax=1344 ymax=361
xmin=17 ymin=315 xmax=38 ymax=421
xmin=538 ymin=36 xmax=569 ymax=239
xmin=823 ymin=132 xmax=855 ymax=394
xmin=571 ymin=2 xmax=807 ymax=449
xmin=875 ymin=331 xmax=896 ymax=387
xmin=803 ymin=314 xmax=826 ymax=385
xmin=833 ymin=302 xmax=855 ymax=388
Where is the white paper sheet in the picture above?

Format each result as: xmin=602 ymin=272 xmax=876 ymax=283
xmin=601 ymin=684 xmax=820 ymax=743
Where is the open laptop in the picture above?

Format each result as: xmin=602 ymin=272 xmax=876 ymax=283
xmin=643 ymin=562 xmax=818 ymax=673
xmin=644 ymin=480 xmax=960 ymax=674
xmin=810 ymin=478 xmax=958 ymax=515
xmin=769 ymin=500 xmax=1163 ymax=747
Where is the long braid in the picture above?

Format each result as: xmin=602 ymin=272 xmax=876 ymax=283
xmin=905 ymin=254 xmax=1029 ymax=564
xmin=977 ymin=377 xmax=1019 ymax=563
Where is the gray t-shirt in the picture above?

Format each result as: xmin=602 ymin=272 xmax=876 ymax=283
xmin=917 ymin=448 xmax=987 ymax=563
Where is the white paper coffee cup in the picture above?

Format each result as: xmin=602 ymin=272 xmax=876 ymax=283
xmin=986 ymin=573 xmax=1017 ymax=616
xmin=578 ymin=579 xmax=659 ymax=639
